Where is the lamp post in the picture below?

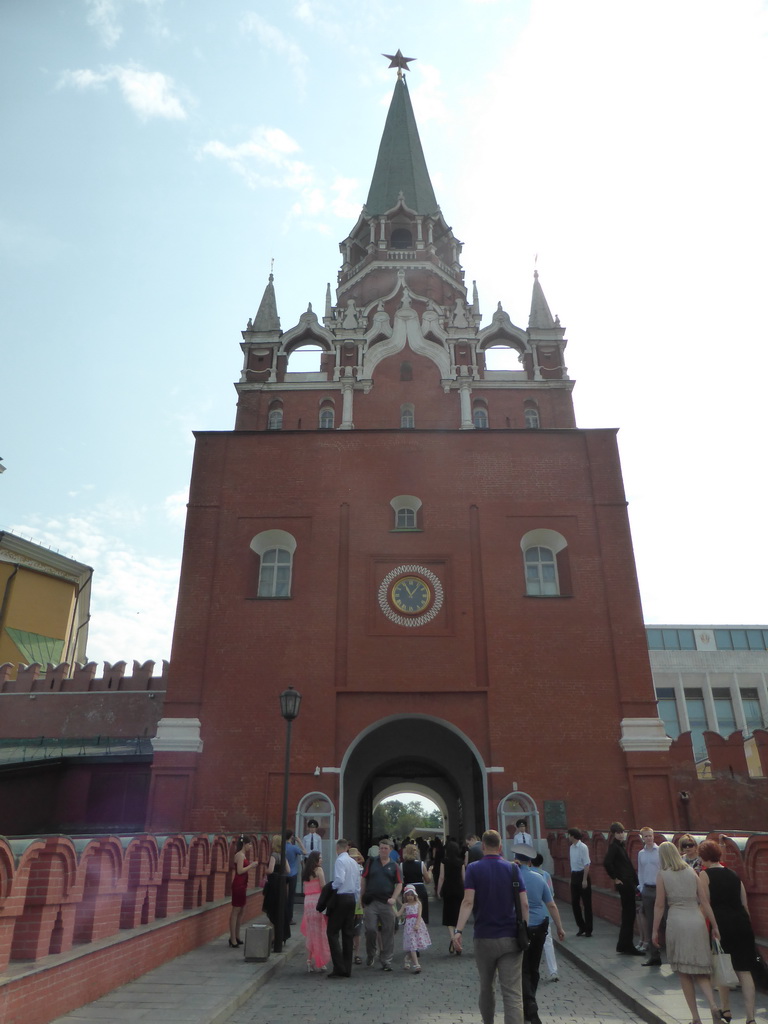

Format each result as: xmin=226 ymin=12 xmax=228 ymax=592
xmin=274 ymin=685 xmax=301 ymax=953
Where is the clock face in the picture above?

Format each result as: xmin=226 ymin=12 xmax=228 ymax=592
xmin=390 ymin=575 xmax=432 ymax=614
xmin=377 ymin=564 xmax=444 ymax=628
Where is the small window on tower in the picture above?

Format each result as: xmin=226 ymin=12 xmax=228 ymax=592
xmin=267 ymin=404 xmax=283 ymax=430
xmin=473 ymin=402 xmax=489 ymax=429
xmin=524 ymin=403 xmax=540 ymax=429
xmin=249 ymin=530 xmax=297 ymax=599
xmin=400 ymin=362 xmax=413 ymax=381
xmin=520 ymin=529 xmax=571 ymax=597
xmin=319 ymin=403 xmax=334 ymax=429
xmin=391 ymin=228 xmax=413 ymax=249
xmin=390 ymin=495 xmax=422 ymax=531
xmin=400 ymin=404 xmax=415 ymax=429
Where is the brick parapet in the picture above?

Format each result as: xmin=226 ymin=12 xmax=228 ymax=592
xmin=0 ymin=832 xmax=269 ymax=981
xmin=548 ymin=829 xmax=768 ymax=950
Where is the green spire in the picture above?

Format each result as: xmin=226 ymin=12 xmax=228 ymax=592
xmin=365 ymin=76 xmax=439 ymax=216
xmin=528 ymin=270 xmax=557 ymax=329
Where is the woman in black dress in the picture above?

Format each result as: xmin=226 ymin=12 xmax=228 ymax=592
xmin=401 ymin=843 xmax=432 ymax=923
xmin=437 ymin=839 xmax=465 ymax=954
xmin=698 ymin=840 xmax=757 ymax=1024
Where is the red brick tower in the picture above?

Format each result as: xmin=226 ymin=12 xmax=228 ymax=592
xmin=147 ymin=62 xmax=674 ymax=848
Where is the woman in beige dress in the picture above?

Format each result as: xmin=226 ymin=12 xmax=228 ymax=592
xmin=652 ymin=841 xmax=723 ymax=1024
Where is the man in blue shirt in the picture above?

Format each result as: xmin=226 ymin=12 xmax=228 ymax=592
xmin=511 ymin=844 xmax=565 ymax=1024
xmin=283 ymin=831 xmax=306 ymax=925
xmin=454 ymin=830 xmax=529 ymax=1024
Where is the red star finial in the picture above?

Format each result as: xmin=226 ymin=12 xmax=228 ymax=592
xmin=383 ymin=50 xmax=416 ymax=77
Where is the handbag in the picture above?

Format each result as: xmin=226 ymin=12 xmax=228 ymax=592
xmin=510 ymin=862 xmax=530 ymax=951
xmin=315 ymin=881 xmax=337 ymax=915
xmin=712 ymin=939 xmax=738 ymax=988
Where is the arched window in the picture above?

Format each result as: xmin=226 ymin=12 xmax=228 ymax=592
xmin=524 ymin=403 xmax=540 ymax=429
xmin=319 ymin=404 xmax=334 ymax=429
xmin=267 ymin=403 xmax=283 ymax=430
xmin=520 ymin=529 xmax=571 ymax=597
xmin=473 ymin=403 xmax=489 ymax=429
xmin=287 ymin=345 xmax=323 ymax=372
xmin=250 ymin=530 xmax=297 ymax=598
xmin=484 ymin=345 xmax=521 ymax=371
xmin=400 ymin=404 xmax=415 ymax=429
xmin=391 ymin=227 xmax=413 ymax=249
xmin=400 ymin=362 xmax=413 ymax=381
xmin=524 ymin=547 xmax=557 ymax=595
xmin=390 ymin=494 xmax=422 ymax=531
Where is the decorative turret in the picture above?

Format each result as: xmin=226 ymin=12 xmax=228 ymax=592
xmin=233 ymin=54 xmax=575 ymax=432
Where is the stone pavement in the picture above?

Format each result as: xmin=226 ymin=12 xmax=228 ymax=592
xmin=51 ymin=901 xmax=765 ymax=1024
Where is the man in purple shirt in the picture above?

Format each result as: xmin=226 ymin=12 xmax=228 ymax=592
xmin=454 ymin=830 xmax=529 ymax=1024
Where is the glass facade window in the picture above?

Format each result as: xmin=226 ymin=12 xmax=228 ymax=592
xmin=741 ymin=688 xmax=764 ymax=734
xmin=647 ymin=628 xmax=696 ymax=650
xmin=258 ymin=548 xmax=292 ymax=597
xmin=684 ymin=688 xmax=708 ymax=760
xmin=712 ymin=687 xmax=737 ymax=735
xmin=525 ymin=546 xmax=558 ymax=596
xmin=715 ymin=628 xmax=768 ymax=650
xmin=656 ymin=687 xmax=681 ymax=739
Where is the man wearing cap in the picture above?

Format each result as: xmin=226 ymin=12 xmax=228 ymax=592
xmin=603 ymin=822 xmax=642 ymax=955
xmin=303 ymin=819 xmax=321 ymax=855
xmin=360 ymin=838 xmax=402 ymax=971
xmin=454 ymin=829 xmax=529 ymax=1024
xmin=513 ymin=820 xmax=533 ymax=846
xmin=511 ymin=843 xmax=565 ymax=1024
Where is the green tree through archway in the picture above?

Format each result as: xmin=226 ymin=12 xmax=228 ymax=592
xmin=372 ymin=798 xmax=443 ymax=840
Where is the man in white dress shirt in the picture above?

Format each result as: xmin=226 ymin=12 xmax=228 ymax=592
xmin=303 ymin=819 xmax=321 ymax=854
xmin=514 ymin=819 xmax=534 ymax=846
xmin=327 ymin=838 xmax=360 ymax=978
xmin=637 ymin=826 xmax=662 ymax=966
xmin=567 ymin=828 xmax=592 ymax=937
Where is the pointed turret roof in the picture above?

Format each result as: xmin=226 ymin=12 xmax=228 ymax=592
xmin=252 ymin=273 xmax=280 ymax=332
xmin=364 ymin=76 xmax=439 ymax=217
xmin=528 ymin=270 xmax=556 ymax=329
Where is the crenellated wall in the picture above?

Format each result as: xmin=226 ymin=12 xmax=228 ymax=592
xmin=0 ymin=831 xmax=270 ymax=1024
xmin=548 ymin=829 xmax=768 ymax=957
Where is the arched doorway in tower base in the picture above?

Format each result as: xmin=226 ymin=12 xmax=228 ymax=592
xmin=338 ymin=715 xmax=487 ymax=849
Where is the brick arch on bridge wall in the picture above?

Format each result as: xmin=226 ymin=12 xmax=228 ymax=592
xmin=338 ymin=714 xmax=488 ymax=849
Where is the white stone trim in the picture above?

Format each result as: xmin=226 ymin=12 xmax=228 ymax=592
xmin=619 ymin=717 xmax=673 ymax=752
xmin=151 ymin=718 xmax=204 ymax=753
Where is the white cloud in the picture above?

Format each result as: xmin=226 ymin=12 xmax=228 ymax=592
xmin=86 ymin=0 xmax=123 ymax=47
xmin=58 ymin=64 xmax=187 ymax=120
xmin=330 ymin=177 xmax=361 ymax=220
xmin=163 ymin=488 xmax=188 ymax=525
xmin=408 ymin=62 xmax=449 ymax=124
xmin=200 ymin=128 xmax=311 ymax=189
xmin=240 ymin=13 xmax=309 ymax=91
xmin=11 ymin=502 xmax=181 ymax=667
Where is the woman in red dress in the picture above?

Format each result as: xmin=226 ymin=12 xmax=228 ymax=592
xmin=300 ymin=850 xmax=331 ymax=971
xmin=229 ymin=836 xmax=255 ymax=947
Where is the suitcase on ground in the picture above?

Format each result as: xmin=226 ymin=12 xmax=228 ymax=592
xmin=244 ymin=923 xmax=273 ymax=962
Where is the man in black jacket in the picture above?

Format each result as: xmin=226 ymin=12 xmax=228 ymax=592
xmin=603 ymin=822 xmax=642 ymax=955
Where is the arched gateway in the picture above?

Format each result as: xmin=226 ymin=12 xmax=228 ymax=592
xmin=340 ymin=715 xmax=486 ymax=844
xmin=146 ymin=60 xmax=673 ymax=839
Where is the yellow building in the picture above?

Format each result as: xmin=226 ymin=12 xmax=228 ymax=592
xmin=0 ymin=532 xmax=92 ymax=674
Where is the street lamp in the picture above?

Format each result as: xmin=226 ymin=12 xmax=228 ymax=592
xmin=274 ymin=685 xmax=301 ymax=953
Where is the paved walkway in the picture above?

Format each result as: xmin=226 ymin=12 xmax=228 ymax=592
xmin=52 ymin=901 xmax=765 ymax=1024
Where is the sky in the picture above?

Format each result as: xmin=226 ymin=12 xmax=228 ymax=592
xmin=2 ymin=0 xmax=768 ymax=669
